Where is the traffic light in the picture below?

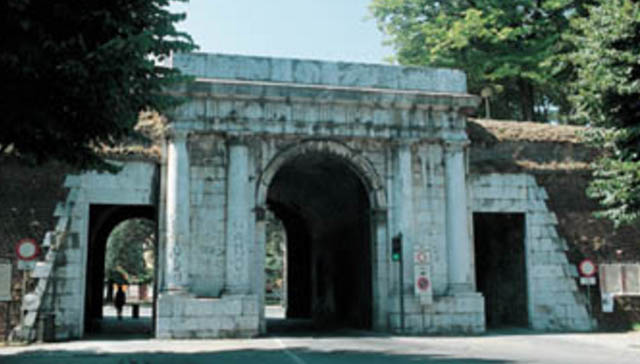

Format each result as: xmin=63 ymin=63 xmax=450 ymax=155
xmin=392 ymin=233 xmax=402 ymax=262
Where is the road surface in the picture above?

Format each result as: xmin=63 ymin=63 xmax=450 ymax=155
xmin=1 ymin=329 xmax=638 ymax=363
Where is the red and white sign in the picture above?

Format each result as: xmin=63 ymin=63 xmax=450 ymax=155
xmin=414 ymin=251 xmax=429 ymax=264
xmin=416 ymin=276 xmax=430 ymax=292
xmin=579 ymin=259 xmax=597 ymax=278
xmin=15 ymin=238 xmax=39 ymax=261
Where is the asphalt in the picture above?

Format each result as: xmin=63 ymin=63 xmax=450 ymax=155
xmin=2 ymin=306 xmax=639 ymax=363
xmin=1 ymin=329 xmax=638 ymax=364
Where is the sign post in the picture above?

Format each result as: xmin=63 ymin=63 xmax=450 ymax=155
xmin=15 ymin=238 xmax=39 ymax=325
xmin=391 ymin=233 xmax=404 ymax=331
xmin=413 ymin=247 xmax=433 ymax=305
xmin=578 ymin=258 xmax=597 ymax=316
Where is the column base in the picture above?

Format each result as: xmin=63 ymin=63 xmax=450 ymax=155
xmin=164 ymin=287 xmax=190 ymax=296
xmin=447 ymin=283 xmax=474 ymax=295
xmin=156 ymin=293 xmax=259 ymax=339
xmin=389 ymin=292 xmax=485 ymax=335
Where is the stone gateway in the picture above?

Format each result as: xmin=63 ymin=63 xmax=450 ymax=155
xmin=12 ymin=53 xmax=593 ymax=340
xmin=158 ymin=52 xmax=483 ymax=338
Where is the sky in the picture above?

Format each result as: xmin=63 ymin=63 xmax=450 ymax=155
xmin=168 ymin=0 xmax=393 ymax=64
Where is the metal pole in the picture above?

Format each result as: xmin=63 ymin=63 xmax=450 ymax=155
xmin=4 ymin=301 xmax=10 ymax=342
xmin=484 ymin=97 xmax=491 ymax=119
xmin=586 ymin=285 xmax=592 ymax=317
xmin=20 ymin=271 xmax=26 ymax=324
xmin=399 ymin=252 xmax=405 ymax=332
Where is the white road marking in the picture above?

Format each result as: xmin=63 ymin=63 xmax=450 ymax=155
xmin=275 ymin=338 xmax=307 ymax=364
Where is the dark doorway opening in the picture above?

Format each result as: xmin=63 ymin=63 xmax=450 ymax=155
xmin=266 ymin=153 xmax=372 ymax=333
xmin=474 ymin=213 xmax=528 ymax=328
xmin=85 ymin=204 xmax=157 ymax=338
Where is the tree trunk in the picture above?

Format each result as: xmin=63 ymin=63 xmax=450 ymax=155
xmin=518 ymin=78 xmax=535 ymax=121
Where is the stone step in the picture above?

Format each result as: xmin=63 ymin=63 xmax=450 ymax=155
xmin=21 ymin=293 xmax=41 ymax=311
xmin=31 ymin=261 xmax=53 ymax=278
xmin=63 ymin=175 xmax=81 ymax=188
xmin=42 ymin=231 xmax=54 ymax=248
xmin=55 ymin=216 xmax=69 ymax=232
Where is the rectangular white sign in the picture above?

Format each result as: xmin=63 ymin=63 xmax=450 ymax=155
xmin=0 ymin=263 xmax=12 ymax=301
xmin=599 ymin=264 xmax=640 ymax=295
xmin=580 ymin=277 xmax=596 ymax=286
xmin=18 ymin=260 xmax=36 ymax=271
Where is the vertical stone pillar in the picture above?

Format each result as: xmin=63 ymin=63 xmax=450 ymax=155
xmin=393 ymin=143 xmax=414 ymax=289
xmin=444 ymin=140 xmax=473 ymax=293
xmin=165 ymin=129 xmax=190 ymax=292
xmin=225 ymin=139 xmax=251 ymax=294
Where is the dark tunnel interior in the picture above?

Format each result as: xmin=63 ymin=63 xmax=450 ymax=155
xmin=85 ymin=204 xmax=156 ymax=335
xmin=267 ymin=152 xmax=372 ymax=330
xmin=474 ymin=212 xmax=528 ymax=328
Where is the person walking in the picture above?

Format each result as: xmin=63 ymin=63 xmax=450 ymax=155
xmin=114 ymin=285 xmax=126 ymax=320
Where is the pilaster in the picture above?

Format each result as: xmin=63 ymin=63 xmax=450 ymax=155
xmin=444 ymin=139 xmax=473 ymax=293
xmin=165 ymin=128 xmax=191 ymax=293
xmin=225 ymin=138 xmax=252 ymax=294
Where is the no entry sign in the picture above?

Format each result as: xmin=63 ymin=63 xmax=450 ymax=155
xmin=416 ymin=276 xmax=430 ymax=291
xmin=15 ymin=238 xmax=39 ymax=261
xmin=578 ymin=259 xmax=597 ymax=278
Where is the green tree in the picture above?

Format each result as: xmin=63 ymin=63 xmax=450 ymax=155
xmin=369 ymin=0 xmax=592 ymax=122
xmin=265 ymin=215 xmax=285 ymax=299
xmin=105 ymin=218 xmax=155 ymax=285
xmin=568 ymin=0 xmax=640 ymax=226
xmin=0 ymin=0 xmax=196 ymax=171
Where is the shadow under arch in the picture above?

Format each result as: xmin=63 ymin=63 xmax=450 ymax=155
xmin=256 ymin=139 xmax=387 ymax=211
xmin=255 ymin=139 xmax=389 ymax=333
xmin=84 ymin=204 xmax=157 ymax=337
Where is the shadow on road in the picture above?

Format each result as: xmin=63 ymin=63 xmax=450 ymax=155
xmin=0 ymin=347 xmax=513 ymax=364
xmin=85 ymin=316 xmax=153 ymax=341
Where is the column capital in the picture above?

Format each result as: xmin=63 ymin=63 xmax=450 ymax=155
xmin=370 ymin=208 xmax=388 ymax=223
xmin=442 ymin=138 xmax=470 ymax=153
xmin=391 ymin=139 xmax=417 ymax=149
xmin=226 ymin=134 xmax=255 ymax=147
xmin=165 ymin=125 xmax=190 ymax=141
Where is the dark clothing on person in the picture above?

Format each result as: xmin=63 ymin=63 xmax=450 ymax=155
xmin=114 ymin=286 xmax=126 ymax=319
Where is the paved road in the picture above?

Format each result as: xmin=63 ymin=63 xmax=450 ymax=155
xmin=1 ymin=330 xmax=638 ymax=363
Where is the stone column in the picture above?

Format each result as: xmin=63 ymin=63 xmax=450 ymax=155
xmin=393 ymin=143 xmax=414 ymax=289
xmin=225 ymin=139 xmax=251 ymax=294
xmin=444 ymin=140 xmax=473 ymax=293
xmin=165 ymin=129 xmax=190 ymax=292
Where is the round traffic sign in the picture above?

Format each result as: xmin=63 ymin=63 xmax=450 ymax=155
xmin=15 ymin=238 xmax=39 ymax=261
xmin=578 ymin=259 xmax=597 ymax=277
xmin=416 ymin=276 xmax=430 ymax=291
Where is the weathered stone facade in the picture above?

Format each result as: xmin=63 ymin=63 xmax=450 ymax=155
xmin=15 ymin=53 xmax=599 ymax=340
xmin=471 ymin=174 xmax=592 ymax=330
xmin=153 ymin=53 xmax=485 ymax=337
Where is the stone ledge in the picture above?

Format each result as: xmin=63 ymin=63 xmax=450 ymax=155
xmin=173 ymin=52 xmax=469 ymax=94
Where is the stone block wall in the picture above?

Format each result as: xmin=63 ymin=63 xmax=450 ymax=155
xmin=471 ymin=173 xmax=593 ymax=331
xmin=46 ymin=161 xmax=158 ymax=339
xmin=187 ymin=134 xmax=228 ymax=297
xmin=389 ymin=293 xmax=485 ymax=334
xmin=156 ymin=294 xmax=259 ymax=338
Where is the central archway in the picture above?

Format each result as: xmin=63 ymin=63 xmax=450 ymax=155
xmin=266 ymin=152 xmax=372 ymax=330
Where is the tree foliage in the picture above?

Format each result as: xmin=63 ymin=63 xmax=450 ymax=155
xmin=568 ymin=0 xmax=640 ymax=226
xmin=0 ymin=0 xmax=196 ymax=171
xmin=265 ymin=214 xmax=285 ymax=296
xmin=369 ymin=0 xmax=593 ymax=121
xmin=105 ymin=218 xmax=155 ymax=284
